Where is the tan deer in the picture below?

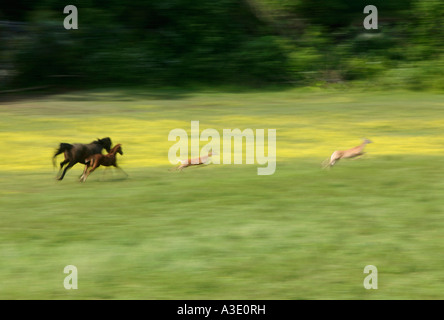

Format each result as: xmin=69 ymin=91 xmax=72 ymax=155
xmin=171 ymin=149 xmax=216 ymax=172
xmin=322 ymin=138 xmax=372 ymax=168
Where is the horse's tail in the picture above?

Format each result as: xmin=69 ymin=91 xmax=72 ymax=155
xmin=53 ymin=143 xmax=73 ymax=167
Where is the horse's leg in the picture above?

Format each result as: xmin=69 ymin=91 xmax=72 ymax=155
xmin=82 ymin=166 xmax=97 ymax=182
xmin=82 ymin=161 xmax=100 ymax=182
xmin=59 ymin=152 xmax=70 ymax=171
xmin=81 ymin=157 xmax=97 ymax=181
xmin=80 ymin=158 xmax=92 ymax=179
xmin=58 ymin=161 xmax=76 ymax=181
xmin=59 ymin=160 xmax=69 ymax=171
xmin=100 ymin=167 xmax=111 ymax=181
xmin=56 ymin=158 xmax=69 ymax=178
xmin=80 ymin=168 xmax=88 ymax=182
xmin=80 ymin=167 xmax=89 ymax=182
xmin=57 ymin=152 xmax=71 ymax=178
xmin=79 ymin=164 xmax=89 ymax=181
xmin=55 ymin=160 xmax=67 ymax=179
xmin=114 ymin=164 xmax=128 ymax=177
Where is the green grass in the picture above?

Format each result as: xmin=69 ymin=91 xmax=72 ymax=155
xmin=1 ymin=88 xmax=444 ymax=299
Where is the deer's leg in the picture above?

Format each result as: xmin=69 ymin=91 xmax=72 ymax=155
xmin=328 ymin=151 xmax=340 ymax=167
xmin=321 ymin=157 xmax=329 ymax=169
xmin=350 ymin=152 xmax=365 ymax=160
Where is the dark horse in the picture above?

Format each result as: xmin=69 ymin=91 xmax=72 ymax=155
xmin=53 ymin=137 xmax=112 ymax=180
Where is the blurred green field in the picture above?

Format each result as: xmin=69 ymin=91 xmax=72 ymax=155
xmin=1 ymin=88 xmax=444 ymax=299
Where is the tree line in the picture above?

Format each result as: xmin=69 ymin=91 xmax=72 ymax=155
xmin=1 ymin=0 xmax=443 ymax=90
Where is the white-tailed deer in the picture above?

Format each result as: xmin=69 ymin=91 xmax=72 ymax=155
xmin=170 ymin=149 xmax=216 ymax=171
xmin=322 ymin=138 xmax=372 ymax=168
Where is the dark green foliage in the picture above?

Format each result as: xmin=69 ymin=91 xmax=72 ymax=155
xmin=294 ymin=0 xmax=414 ymax=28
xmin=2 ymin=0 xmax=292 ymax=87
xmin=1 ymin=0 xmax=443 ymax=89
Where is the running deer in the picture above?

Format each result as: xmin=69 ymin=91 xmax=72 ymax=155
xmin=80 ymin=144 xmax=127 ymax=182
xmin=171 ymin=149 xmax=216 ymax=172
xmin=322 ymin=138 xmax=372 ymax=168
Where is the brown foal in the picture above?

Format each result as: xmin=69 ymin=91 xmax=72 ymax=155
xmin=80 ymin=144 xmax=127 ymax=182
